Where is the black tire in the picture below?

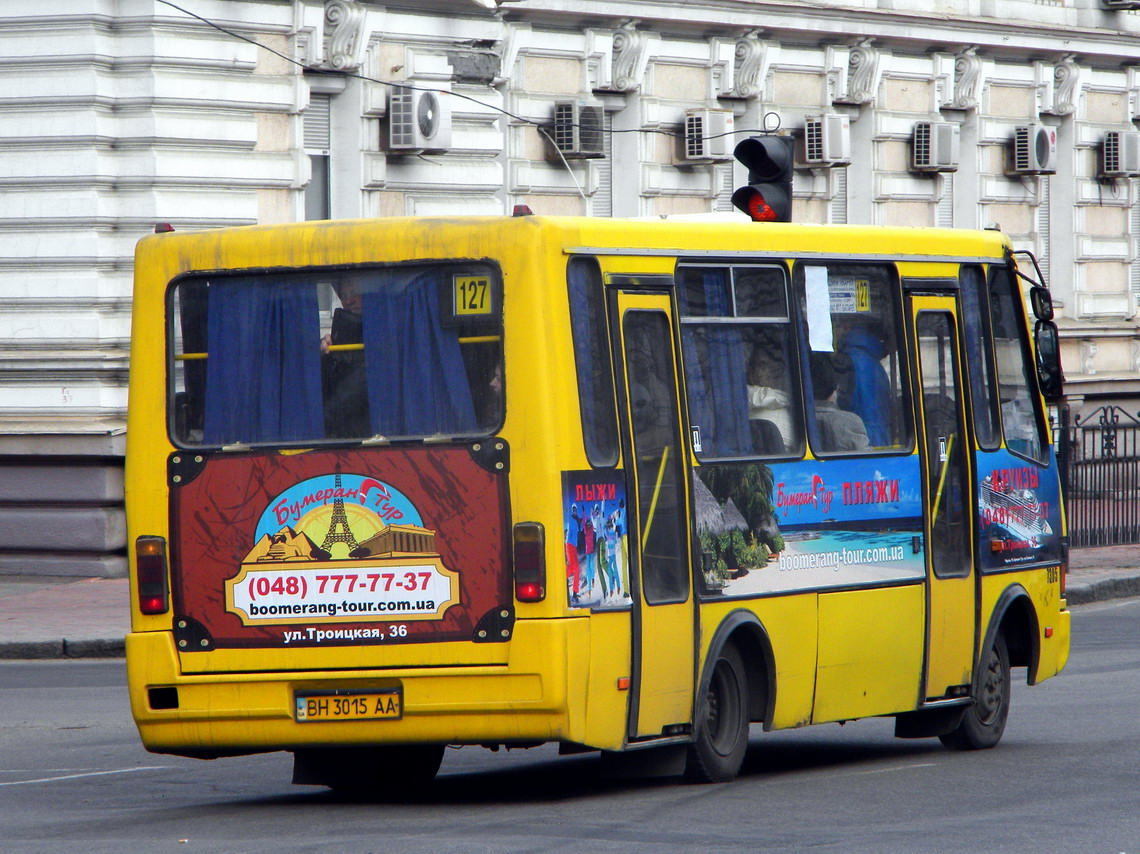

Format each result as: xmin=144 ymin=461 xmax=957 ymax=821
xmin=685 ymin=643 xmax=749 ymax=783
xmin=939 ymin=633 xmax=1011 ymax=751
xmin=294 ymin=744 xmax=444 ymax=795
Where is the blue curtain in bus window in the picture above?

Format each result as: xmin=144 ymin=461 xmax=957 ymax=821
xmin=568 ymin=257 xmax=618 ymax=465
xmin=683 ymin=268 xmax=750 ymax=456
xmin=836 ymin=324 xmax=893 ymax=446
xmin=202 ymin=280 xmax=325 ymax=444
xmin=361 ymin=274 xmax=476 ymax=436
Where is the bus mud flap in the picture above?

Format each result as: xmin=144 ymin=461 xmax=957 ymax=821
xmin=894 ymin=705 xmax=967 ymax=738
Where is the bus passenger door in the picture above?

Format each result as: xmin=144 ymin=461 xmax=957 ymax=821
xmin=610 ymin=291 xmax=696 ymax=740
xmin=910 ymin=296 xmax=976 ymax=699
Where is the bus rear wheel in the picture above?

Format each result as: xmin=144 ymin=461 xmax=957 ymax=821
xmin=293 ymin=744 xmax=445 ymax=796
xmin=939 ymin=633 xmax=1011 ymax=751
xmin=685 ymin=643 xmax=749 ymax=783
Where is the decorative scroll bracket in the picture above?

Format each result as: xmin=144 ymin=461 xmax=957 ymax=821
xmin=834 ymin=39 xmax=881 ymax=106
xmin=724 ymin=31 xmax=769 ymax=100
xmin=1042 ymin=54 xmax=1080 ymax=117
xmin=948 ymin=46 xmax=984 ymax=111
xmin=611 ymin=20 xmax=649 ymax=93
xmin=324 ymin=0 xmax=367 ymax=72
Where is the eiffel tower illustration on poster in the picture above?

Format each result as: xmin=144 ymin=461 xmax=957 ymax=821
xmin=320 ymin=473 xmax=359 ymax=554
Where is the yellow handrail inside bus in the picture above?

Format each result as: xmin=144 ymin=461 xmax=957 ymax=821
xmin=175 ymin=335 xmax=500 ymax=361
xmin=932 ymin=432 xmax=955 ymax=524
xmin=641 ymin=446 xmax=670 ymax=551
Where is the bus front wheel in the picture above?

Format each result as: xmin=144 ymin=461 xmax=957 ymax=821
xmin=685 ymin=643 xmax=749 ymax=783
xmin=939 ymin=633 xmax=1011 ymax=751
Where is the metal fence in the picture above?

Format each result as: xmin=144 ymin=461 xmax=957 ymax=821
xmin=1058 ymin=404 xmax=1140 ymax=547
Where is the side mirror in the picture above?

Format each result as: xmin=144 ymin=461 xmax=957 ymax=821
xmin=1030 ymin=286 xmax=1054 ymax=321
xmin=1034 ymin=320 xmax=1064 ymax=401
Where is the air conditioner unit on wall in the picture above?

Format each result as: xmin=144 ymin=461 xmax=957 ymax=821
xmin=1011 ymin=124 xmax=1057 ymax=174
xmin=388 ymin=83 xmax=452 ymax=152
xmin=551 ymin=101 xmax=605 ymax=159
xmin=684 ymin=109 xmax=734 ymax=161
xmin=803 ymin=114 xmax=851 ymax=166
xmin=1102 ymin=130 xmax=1140 ymax=177
xmin=912 ymin=121 xmax=960 ymax=172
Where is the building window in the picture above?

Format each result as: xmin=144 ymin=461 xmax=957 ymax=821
xmin=304 ymin=92 xmax=331 ymax=221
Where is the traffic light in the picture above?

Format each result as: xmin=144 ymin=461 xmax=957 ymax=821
xmin=731 ymin=135 xmax=794 ymax=222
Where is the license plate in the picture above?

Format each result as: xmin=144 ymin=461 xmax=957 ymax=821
xmin=295 ymin=691 xmax=402 ymax=722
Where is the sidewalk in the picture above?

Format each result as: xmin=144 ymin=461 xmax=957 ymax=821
xmin=0 ymin=547 xmax=1137 ymax=659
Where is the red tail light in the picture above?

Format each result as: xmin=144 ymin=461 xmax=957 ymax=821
xmin=512 ymin=522 xmax=546 ymax=603
xmin=136 ymin=536 xmax=170 ymax=615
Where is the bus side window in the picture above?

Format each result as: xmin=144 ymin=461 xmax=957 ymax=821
xmin=988 ymin=266 xmax=1047 ymax=463
xmin=959 ymin=265 xmax=1001 ymax=449
xmin=797 ymin=262 xmax=911 ymax=454
xmin=678 ymin=264 xmax=803 ymax=460
xmin=567 ymin=256 xmax=619 ymax=466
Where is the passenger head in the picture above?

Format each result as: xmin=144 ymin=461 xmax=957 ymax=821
xmin=810 ymin=352 xmax=839 ymax=401
xmin=748 ymin=345 xmax=783 ymax=388
xmin=334 ymin=278 xmax=364 ymax=313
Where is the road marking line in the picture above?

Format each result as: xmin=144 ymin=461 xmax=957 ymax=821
xmin=841 ymin=762 xmax=938 ymax=777
xmin=1 ymin=769 xmax=103 ymax=774
xmin=0 ymin=766 xmax=168 ymax=787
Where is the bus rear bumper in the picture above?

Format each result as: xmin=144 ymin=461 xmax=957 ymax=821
xmin=126 ymin=624 xmax=581 ymax=757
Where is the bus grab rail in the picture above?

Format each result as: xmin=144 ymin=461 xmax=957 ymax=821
xmin=175 ymin=335 xmax=502 ymax=360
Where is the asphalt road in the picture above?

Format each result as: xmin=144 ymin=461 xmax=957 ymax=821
xmin=1 ymin=598 xmax=1136 ymax=854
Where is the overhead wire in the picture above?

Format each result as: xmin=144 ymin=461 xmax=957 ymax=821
xmin=154 ymin=0 xmax=783 ymax=154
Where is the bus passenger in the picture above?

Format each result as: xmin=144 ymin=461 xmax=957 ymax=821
xmin=810 ymin=352 xmax=870 ymax=453
xmin=836 ymin=323 xmax=894 ymax=446
xmin=746 ymin=345 xmax=793 ymax=452
xmin=321 ymin=278 xmax=370 ymax=438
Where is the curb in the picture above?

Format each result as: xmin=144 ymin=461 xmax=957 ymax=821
xmin=1064 ymin=573 xmax=1140 ymax=606
xmin=0 ymin=638 xmax=126 ymax=660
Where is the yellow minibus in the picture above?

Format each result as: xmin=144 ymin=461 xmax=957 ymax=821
xmin=126 ymin=214 xmax=1069 ymax=789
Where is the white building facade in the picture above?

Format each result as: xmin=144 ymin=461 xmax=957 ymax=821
xmin=4 ymin=0 xmax=1140 ymax=576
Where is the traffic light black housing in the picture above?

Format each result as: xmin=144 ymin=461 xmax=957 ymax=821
xmin=732 ymin=135 xmax=794 ymax=222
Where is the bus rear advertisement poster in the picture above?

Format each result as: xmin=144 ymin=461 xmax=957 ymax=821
xmin=169 ymin=446 xmax=511 ymax=650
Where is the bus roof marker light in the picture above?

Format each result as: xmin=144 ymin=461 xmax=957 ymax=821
xmin=154 ymin=223 xmax=175 ymax=233
xmin=512 ymin=205 xmax=534 ymax=216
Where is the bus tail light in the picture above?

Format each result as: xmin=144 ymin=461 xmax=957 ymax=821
xmin=512 ymin=522 xmax=546 ymax=603
xmin=136 ymin=536 xmax=170 ymax=615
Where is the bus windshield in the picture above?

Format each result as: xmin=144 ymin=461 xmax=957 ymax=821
xmin=169 ymin=262 xmax=503 ymax=447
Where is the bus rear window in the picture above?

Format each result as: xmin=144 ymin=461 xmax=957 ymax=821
xmin=169 ymin=264 xmax=503 ymax=447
